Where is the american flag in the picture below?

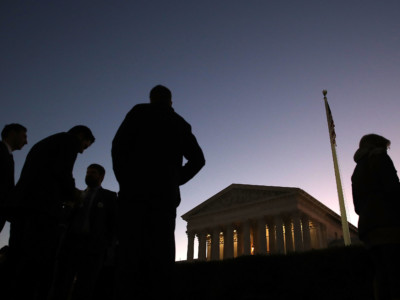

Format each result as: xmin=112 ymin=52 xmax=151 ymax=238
xmin=326 ymin=101 xmax=336 ymax=146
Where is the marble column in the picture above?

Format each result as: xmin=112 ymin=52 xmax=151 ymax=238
xmin=267 ymin=222 xmax=276 ymax=254
xmin=302 ymin=216 xmax=312 ymax=251
xmin=206 ymin=235 xmax=211 ymax=261
xmin=284 ymin=219 xmax=294 ymax=253
xmin=187 ymin=231 xmax=195 ymax=261
xmin=322 ymin=225 xmax=328 ymax=248
xmin=256 ymin=218 xmax=267 ymax=254
xmin=316 ymin=223 xmax=327 ymax=248
xmin=197 ymin=231 xmax=207 ymax=261
xmin=242 ymin=220 xmax=251 ymax=255
xmin=274 ymin=216 xmax=285 ymax=254
xmin=223 ymin=224 xmax=234 ymax=259
xmin=211 ymin=228 xmax=220 ymax=260
xmin=237 ymin=228 xmax=243 ymax=257
xmin=292 ymin=213 xmax=304 ymax=252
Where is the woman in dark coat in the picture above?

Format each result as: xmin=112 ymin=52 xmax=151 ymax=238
xmin=352 ymin=134 xmax=400 ymax=300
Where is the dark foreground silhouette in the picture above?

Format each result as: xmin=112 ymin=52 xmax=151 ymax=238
xmin=1 ymin=245 xmax=372 ymax=300
xmin=112 ymin=85 xmax=205 ymax=299
xmin=352 ymin=134 xmax=400 ymax=300
xmin=3 ymin=125 xmax=95 ymax=300
xmin=174 ymin=245 xmax=374 ymax=300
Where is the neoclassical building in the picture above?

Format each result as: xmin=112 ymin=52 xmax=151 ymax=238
xmin=181 ymin=184 xmax=358 ymax=261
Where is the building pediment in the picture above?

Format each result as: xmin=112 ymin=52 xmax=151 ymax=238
xmin=182 ymin=184 xmax=298 ymax=220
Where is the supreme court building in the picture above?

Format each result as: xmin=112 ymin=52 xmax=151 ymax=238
xmin=181 ymin=184 xmax=358 ymax=261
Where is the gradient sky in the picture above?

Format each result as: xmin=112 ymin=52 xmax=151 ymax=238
xmin=1 ymin=1 xmax=399 ymax=261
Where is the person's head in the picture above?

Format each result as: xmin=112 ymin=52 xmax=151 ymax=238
xmin=149 ymin=85 xmax=172 ymax=106
xmin=85 ymin=163 xmax=105 ymax=188
xmin=358 ymin=134 xmax=391 ymax=150
xmin=1 ymin=123 xmax=28 ymax=151
xmin=68 ymin=125 xmax=95 ymax=153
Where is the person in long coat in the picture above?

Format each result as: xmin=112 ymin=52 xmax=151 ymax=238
xmin=352 ymin=133 xmax=400 ymax=300
xmin=0 ymin=124 xmax=27 ymax=299
xmin=0 ymin=123 xmax=27 ymax=233
xmin=51 ymin=163 xmax=117 ymax=300
xmin=9 ymin=125 xmax=95 ymax=300
xmin=112 ymin=85 xmax=205 ymax=299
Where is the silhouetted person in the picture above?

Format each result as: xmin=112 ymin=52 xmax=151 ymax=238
xmin=0 ymin=123 xmax=27 ymax=233
xmin=51 ymin=164 xmax=117 ymax=300
xmin=112 ymin=85 xmax=205 ymax=299
xmin=0 ymin=124 xmax=27 ymax=298
xmin=9 ymin=125 xmax=95 ymax=300
xmin=352 ymin=134 xmax=400 ymax=300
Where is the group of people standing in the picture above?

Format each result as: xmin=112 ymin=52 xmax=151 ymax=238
xmin=0 ymin=85 xmax=206 ymax=300
xmin=1 ymin=84 xmax=399 ymax=300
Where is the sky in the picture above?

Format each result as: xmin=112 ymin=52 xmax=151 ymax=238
xmin=1 ymin=0 xmax=400 ymax=261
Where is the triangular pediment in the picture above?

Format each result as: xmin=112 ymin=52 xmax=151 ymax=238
xmin=182 ymin=184 xmax=298 ymax=220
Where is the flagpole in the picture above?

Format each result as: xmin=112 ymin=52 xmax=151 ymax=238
xmin=322 ymin=90 xmax=351 ymax=246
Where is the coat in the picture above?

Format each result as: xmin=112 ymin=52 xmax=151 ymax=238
xmin=112 ymin=103 xmax=205 ymax=210
xmin=69 ymin=187 xmax=117 ymax=250
xmin=351 ymin=147 xmax=400 ymax=243
xmin=0 ymin=141 xmax=14 ymax=229
xmin=0 ymin=141 xmax=14 ymax=207
xmin=10 ymin=132 xmax=80 ymax=219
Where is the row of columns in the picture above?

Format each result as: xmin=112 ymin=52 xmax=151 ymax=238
xmin=186 ymin=213 xmax=327 ymax=261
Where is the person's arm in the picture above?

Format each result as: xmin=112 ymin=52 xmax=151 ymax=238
xmin=52 ymin=134 xmax=78 ymax=202
xmin=106 ymin=191 xmax=118 ymax=245
xmin=180 ymin=125 xmax=205 ymax=185
xmin=0 ymin=145 xmax=12 ymax=202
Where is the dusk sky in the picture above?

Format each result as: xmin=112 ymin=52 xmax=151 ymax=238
xmin=1 ymin=1 xmax=399 ymax=261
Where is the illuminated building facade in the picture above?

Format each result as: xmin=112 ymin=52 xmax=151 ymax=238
xmin=181 ymin=184 xmax=358 ymax=261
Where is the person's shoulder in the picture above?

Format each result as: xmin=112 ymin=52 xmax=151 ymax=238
xmin=99 ymin=187 xmax=117 ymax=198
xmin=38 ymin=132 xmax=80 ymax=154
xmin=46 ymin=132 xmax=65 ymax=138
xmin=30 ymin=132 xmax=65 ymax=149
xmin=172 ymin=111 xmax=192 ymax=129
xmin=124 ymin=103 xmax=152 ymax=117
xmin=0 ymin=141 xmax=7 ymax=153
xmin=135 ymin=103 xmax=150 ymax=109
xmin=128 ymin=103 xmax=151 ymax=112
xmin=39 ymin=132 xmax=69 ymax=143
xmin=369 ymin=149 xmax=394 ymax=167
xmin=0 ymin=142 xmax=9 ymax=160
xmin=52 ymin=132 xmax=79 ymax=145
xmin=369 ymin=148 xmax=390 ymax=160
